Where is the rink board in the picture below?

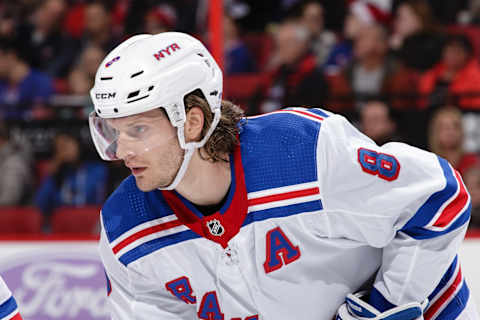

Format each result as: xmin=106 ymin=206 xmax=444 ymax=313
xmin=0 ymin=235 xmax=478 ymax=319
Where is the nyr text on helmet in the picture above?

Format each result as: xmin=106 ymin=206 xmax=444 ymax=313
xmin=153 ymin=43 xmax=181 ymax=61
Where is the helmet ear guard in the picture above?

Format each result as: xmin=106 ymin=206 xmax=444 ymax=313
xmin=89 ymin=32 xmax=223 ymax=189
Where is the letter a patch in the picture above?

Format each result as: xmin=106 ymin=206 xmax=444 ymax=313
xmin=263 ymin=227 xmax=301 ymax=273
xmin=198 ymin=291 xmax=224 ymax=320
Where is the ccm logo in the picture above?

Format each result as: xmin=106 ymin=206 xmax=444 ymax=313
xmin=95 ymin=92 xmax=116 ymax=99
xmin=153 ymin=43 xmax=181 ymax=61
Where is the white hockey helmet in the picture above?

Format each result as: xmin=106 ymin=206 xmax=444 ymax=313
xmin=89 ymin=32 xmax=223 ymax=189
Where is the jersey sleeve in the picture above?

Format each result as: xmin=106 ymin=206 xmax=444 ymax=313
xmin=0 ymin=276 xmax=21 ymax=320
xmin=317 ymin=114 xmax=470 ymax=309
xmin=99 ymin=214 xmax=195 ymax=320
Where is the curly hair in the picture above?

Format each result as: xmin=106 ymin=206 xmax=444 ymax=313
xmin=184 ymin=91 xmax=245 ymax=162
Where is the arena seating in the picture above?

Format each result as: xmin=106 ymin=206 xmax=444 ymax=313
xmin=0 ymin=207 xmax=43 ymax=233
xmin=51 ymin=205 xmax=101 ymax=234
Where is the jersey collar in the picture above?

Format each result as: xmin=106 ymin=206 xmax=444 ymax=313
xmin=161 ymin=145 xmax=248 ymax=248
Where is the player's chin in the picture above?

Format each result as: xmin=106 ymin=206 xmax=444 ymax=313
xmin=134 ymin=177 xmax=158 ymax=192
xmin=135 ymin=176 xmax=174 ymax=191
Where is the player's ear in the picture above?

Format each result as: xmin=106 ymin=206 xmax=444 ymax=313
xmin=184 ymin=106 xmax=204 ymax=142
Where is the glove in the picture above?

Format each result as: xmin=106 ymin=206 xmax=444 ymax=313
xmin=336 ymin=291 xmax=429 ymax=320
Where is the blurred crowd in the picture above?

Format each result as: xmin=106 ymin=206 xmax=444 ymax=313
xmin=1 ymin=0 xmax=480 ymax=232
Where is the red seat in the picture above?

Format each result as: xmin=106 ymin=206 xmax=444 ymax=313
xmin=224 ymin=73 xmax=265 ymax=109
xmin=0 ymin=207 xmax=43 ymax=233
xmin=51 ymin=206 xmax=102 ymax=234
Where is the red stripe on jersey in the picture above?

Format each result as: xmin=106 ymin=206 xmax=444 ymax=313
xmin=425 ymin=266 xmax=463 ymax=320
xmin=112 ymin=219 xmax=182 ymax=254
xmin=248 ymin=187 xmax=320 ymax=206
xmin=433 ymin=170 xmax=469 ymax=228
xmin=11 ymin=313 xmax=22 ymax=320
xmin=274 ymin=109 xmax=324 ymax=121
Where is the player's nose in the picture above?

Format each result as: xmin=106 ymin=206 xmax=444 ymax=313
xmin=115 ymin=137 xmax=136 ymax=161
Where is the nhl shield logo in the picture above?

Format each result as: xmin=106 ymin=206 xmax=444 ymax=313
xmin=206 ymin=219 xmax=225 ymax=236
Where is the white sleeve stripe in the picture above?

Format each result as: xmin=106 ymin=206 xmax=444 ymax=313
xmin=114 ymin=224 xmax=189 ymax=258
xmin=248 ymin=194 xmax=322 ymax=213
xmin=247 ymin=181 xmax=319 ymax=199
xmin=109 ymin=214 xmax=179 ymax=248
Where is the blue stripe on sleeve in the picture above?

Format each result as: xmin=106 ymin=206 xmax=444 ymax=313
xmin=369 ymin=287 xmax=396 ymax=312
xmin=0 ymin=296 xmax=17 ymax=319
xmin=119 ymin=230 xmax=201 ymax=266
xmin=402 ymin=205 xmax=470 ymax=240
xmin=243 ymin=200 xmax=323 ymax=226
xmin=400 ymin=157 xmax=469 ymax=239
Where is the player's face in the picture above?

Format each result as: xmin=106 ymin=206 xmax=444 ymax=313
xmin=435 ymin=113 xmax=462 ymax=149
xmin=108 ymin=109 xmax=184 ymax=191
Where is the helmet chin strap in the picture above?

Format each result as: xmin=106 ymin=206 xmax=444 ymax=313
xmin=157 ymin=108 xmax=221 ymax=191
xmin=158 ymin=146 xmax=195 ymax=190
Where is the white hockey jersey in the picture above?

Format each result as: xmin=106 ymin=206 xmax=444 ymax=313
xmin=99 ymin=108 xmax=475 ymax=320
xmin=0 ymin=276 xmax=21 ymax=320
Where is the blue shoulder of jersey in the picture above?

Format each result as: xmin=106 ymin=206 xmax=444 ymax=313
xmin=101 ymin=175 xmax=175 ymax=244
xmin=241 ymin=107 xmax=329 ymax=193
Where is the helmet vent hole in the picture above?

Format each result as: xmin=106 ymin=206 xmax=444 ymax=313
xmin=148 ymin=86 xmax=154 ymax=91
xmin=127 ymin=90 xmax=140 ymax=99
xmin=101 ymin=77 xmax=113 ymax=80
xmin=197 ymin=53 xmax=204 ymax=57
xmin=204 ymin=59 xmax=211 ymax=67
xmin=131 ymin=70 xmax=144 ymax=78
xmin=127 ymin=95 xmax=149 ymax=103
xmin=114 ymin=108 xmax=119 ymax=113
xmin=97 ymin=109 xmax=102 ymax=114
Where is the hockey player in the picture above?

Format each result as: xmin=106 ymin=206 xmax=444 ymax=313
xmin=89 ymin=32 xmax=478 ymax=319
xmin=0 ymin=277 xmax=21 ymax=320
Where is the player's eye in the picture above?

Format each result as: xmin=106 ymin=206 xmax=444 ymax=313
xmin=126 ymin=125 xmax=148 ymax=139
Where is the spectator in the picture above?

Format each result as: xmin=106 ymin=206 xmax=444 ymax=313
xmin=323 ymin=0 xmax=392 ymax=75
xmin=0 ymin=121 xmax=32 ymax=206
xmin=223 ymin=13 xmax=256 ymax=75
xmin=463 ymin=165 xmax=480 ymax=229
xmin=327 ymin=24 xmax=395 ymax=112
xmin=386 ymin=1 xmax=444 ymax=111
xmin=359 ymin=100 xmax=402 ymax=145
xmin=81 ymin=1 xmax=119 ymax=53
xmin=0 ymin=38 xmax=54 ymax=120
xmin=299 ymin=1 xmax=337 ymax=66
xmin=390 ymin=0 xmax=444 ymax=72
xmin=259 ymin=21 xmax=328 ymax=113
xmin=0 ymin=4 xmax=18 ymax=38
xmin=427 ymin=106 xmax=480 ymax=176
xmin=419 ymin=34 xmax=480 ymax=110
xmin=15 ymin=0 xmax=79 ymax=78
xmin=67 ymin=45 xmax=104 ymax=117
xmin=144 ymin=3 xmax=177 ymax=34
xmin=34 ymin=131 xmax=108 ymax=229
xmin=68 ymin=45 xmax=105 ymax=95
